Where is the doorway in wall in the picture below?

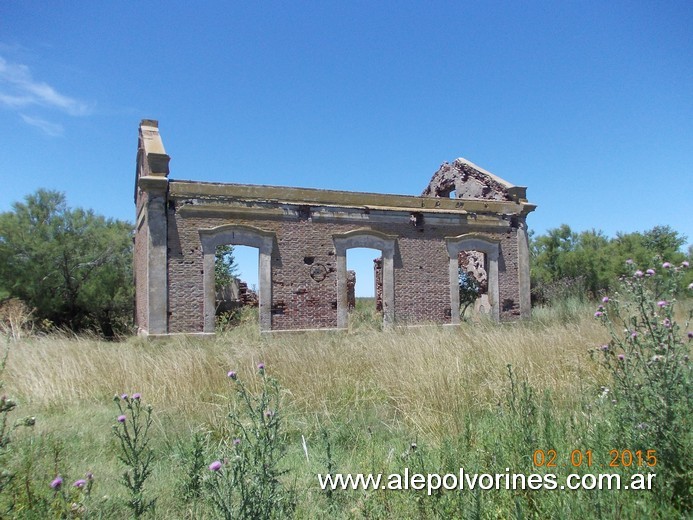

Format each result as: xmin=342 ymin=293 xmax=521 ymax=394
xmin=214 ymin=244 xmax=259 ymax=329
xmin=458 ymin=250 xmax=490 ymax=319
xmin=346 ymin=247 xmax=383 ymax=329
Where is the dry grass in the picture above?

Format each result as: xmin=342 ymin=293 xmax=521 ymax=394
xmin=4 ymin=306 xmax=610 ymax=441
xmin=5 ymin=302 xmax=689 ymax=518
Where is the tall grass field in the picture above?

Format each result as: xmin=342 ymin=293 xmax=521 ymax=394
xmin=1 ymin=288 xmax=691 ymax=518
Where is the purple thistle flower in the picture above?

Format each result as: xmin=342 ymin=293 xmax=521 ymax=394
xmin=86 ymin=472 xmax=94 ymax=480
xmin=227 ymin=370 xmax=237 ymax=380
xmin=682 ymin=261 xmax=689 ymax=268
xmin=646 ymin=268 xmax=655 ymax=276
xmin=209 ymin=460 xmax=222 ymax=472
xmin=73 ymin=479 xmax=87 ymax=488
xmin=663 ymin=318 xmax=671 ymax=328
xmin=631 ymin=331 xmax=638 ymax=339
xmin=687 ymin=331 xmax=693 ymax=339
xmin=657 ymin=300 xmax=668 ymax=308
xmin=594 ymin=311 xmax=603 ymax=318
xmin=600 ymin=344 xmax=609 ymax=351
xmin=265 ymin=409 xmax=274 ymax=418
xmin=618 ymin=354 xmax=625 ymax=361
xmin=626 ymin=258 xmax=633 ymax=265
xmin=121 ymin=394 xmax=128 ymax=400
xmin=602 ymin=296 xmax=609 ymax=303
xmin=117 ymin=415 xmax=127 ymax=423
xmin=132 ymin=393 xmax=141 ymax=400
xmin=634 ymin=270 xmax=644 ymax=278
xmin=257 ymin=362 xmax=265 ymax=371
xmin=233 ymin=438 xmax=241 ymax=446
xmin=50 ymin=476 xmax=63 ymax=490
xmin=662 ymin=262 xmax=671 ymax=269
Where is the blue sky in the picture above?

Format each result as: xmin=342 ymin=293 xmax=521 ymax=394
xmin=1 ymin=2 xmax=691 ymax=295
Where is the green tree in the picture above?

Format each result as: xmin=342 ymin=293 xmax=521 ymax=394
xmin=214 ymin=244 xmax=238 ymax=291
xmin=642 ymin=225 xmax=687 ymax=259
xmin=0 ymin=190 xmax=134 ymax=336
xmin=531 ymin=224 xmax=689 ymax=302
xmin=458 ymin=268 xmax=480 ymax=317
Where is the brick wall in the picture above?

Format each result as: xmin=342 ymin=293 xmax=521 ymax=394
xmin=498 ymin=229 xmax=521 ymax=319
xmin=133 ymin=121 xmax=534 ymax=335
xmin=164 ymin=200 xmax=523 ymax=331
xmin=166 ymin=210 xmax=206 ymax=333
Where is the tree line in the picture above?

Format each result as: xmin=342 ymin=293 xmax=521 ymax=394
xmin=530 ymin=224 xmax=692 ymax=303
xmin=0 ymin=190 xmax=691 ymax=335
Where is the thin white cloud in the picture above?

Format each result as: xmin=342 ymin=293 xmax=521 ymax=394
xmin=20 ymin=114 xmax=64 ymax=137
xmin=0 ymin=55 xmax=91 ymax=116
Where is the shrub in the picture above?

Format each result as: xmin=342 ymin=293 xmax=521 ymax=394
xmin=592 ymin=260 xmax=691 ymax=511
xmin=0 ymin=299 xmax=34 ymax=341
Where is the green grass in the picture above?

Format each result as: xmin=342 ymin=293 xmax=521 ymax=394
xmin=0 ymin=299 xmax=689 ymax=518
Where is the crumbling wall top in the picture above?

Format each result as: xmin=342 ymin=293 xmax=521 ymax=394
xmin=421 ymin=158 xmax=527 ymax=203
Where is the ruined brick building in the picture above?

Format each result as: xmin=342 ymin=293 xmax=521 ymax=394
xmin=134 ymin=120 xmax=536 ymax=336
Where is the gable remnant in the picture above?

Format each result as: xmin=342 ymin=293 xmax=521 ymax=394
xmin=133 ymin=121 xmax=536 ymax=336
xmin=421 ymin=158 xmax=528 ymax=203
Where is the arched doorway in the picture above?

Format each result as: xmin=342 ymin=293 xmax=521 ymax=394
xmin=199 ymin=225 xmax=275 ymax=332
xmin=446 ymin=234 xmax=500 ymax=323
xmin=333 ymin=230 xmax=397 ymax=329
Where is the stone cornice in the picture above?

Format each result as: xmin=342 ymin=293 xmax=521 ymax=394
xmin=169 ymin=180 xmax=536 ymax=216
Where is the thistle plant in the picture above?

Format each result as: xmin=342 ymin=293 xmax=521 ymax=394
xmin=206 ymin=363 xmax=294 ymax=519
xmin=47 ymin=472 xmax=94 ymax=518
xmin=179 ymin=430 xmax=207 ymax=504
xmin=592 ymin=260 xmax=691 ymax=511
xmin=0 ymin=343 xmax=35 ymax=498
xmin=113 ymin=393 xmax=156 ymax=518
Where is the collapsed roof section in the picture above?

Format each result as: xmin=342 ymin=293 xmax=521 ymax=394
xmin=421 ymin=158 xmax=528 ymax=204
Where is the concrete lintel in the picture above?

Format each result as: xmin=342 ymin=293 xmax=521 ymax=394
xmin=445 ymin=233 xmax=501 ymax=257
xmin=179 ymin=205 xmax=286 ymax=219
xmin=177 ymin=202 xmax=522 ymax=228
xmin=333 ymin=228 xmax=398 ymax=245
xmin=168 ymin=180 xmax=535 ymax=215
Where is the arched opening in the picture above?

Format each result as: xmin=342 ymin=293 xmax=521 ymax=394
xmin=446 ymin=234 xmax=500 ymax=323
xmin=214 ymin=244 xmax=259 ymax=329
xmin=200 ymin=225 xmax=274 ymax=333
xmin=346 ymin=247 xmax=382 ymax=328
xmin=458 ymin=250 xmax=490 ymax=319
xmin=333 ymin=230 xmax=397 ymax=330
